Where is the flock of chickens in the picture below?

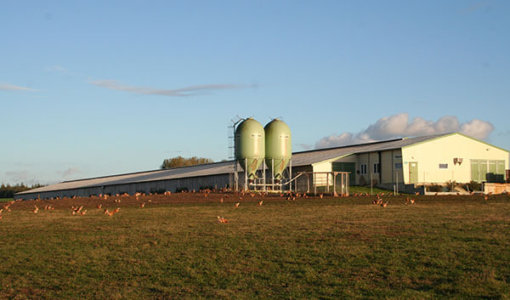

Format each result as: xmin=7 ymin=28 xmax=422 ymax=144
xmin=0 ymin=189 xmax=500 ymax=223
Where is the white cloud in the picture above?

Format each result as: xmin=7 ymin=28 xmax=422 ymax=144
xmin=460 ymin=119 xmax=494 ymax=140
xmin=0 ymin=83 xmax=37 ymax=92
xmin=315 ymin=133 xmax=358 ymax=149
xmin=60 ymin=167 xmax=81 ymax=179
xmin=315 ymin=113 xmax=494 ymax=149
xmin=90 ymin=80 xmax=252 ymax=97
xmin=298 ymin=143 xmax=313 ymax=150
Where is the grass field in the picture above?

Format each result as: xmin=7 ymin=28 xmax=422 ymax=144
xmin=348 ymin=186 xmax=390 ymax=195
xmin=1 ymin=193 xmax=509 ymax=298
xmin=0 ymin=198 xmax=13 ymax=203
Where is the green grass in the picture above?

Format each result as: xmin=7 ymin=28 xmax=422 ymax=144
xmin=0 ymin=198 xmax=13 ymax=203
xmin=1 ymin=196 xmax=509 ymax=299
xmin=312 ymin=185 xmax=390 ymax=195
xmin=348 ymin=185 xmax=392 ymax=195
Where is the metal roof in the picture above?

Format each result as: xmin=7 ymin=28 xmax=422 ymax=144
xmin=17 ymin=133 xmax=450 ymax=195
xmin=18 ymin=161 xmax=236 ymax=195
xmin=291 ymin=134 xmax=445 ymax=166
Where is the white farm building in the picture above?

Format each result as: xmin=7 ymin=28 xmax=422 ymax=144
xmin=16 ymin=132 xmax=509 ymax=199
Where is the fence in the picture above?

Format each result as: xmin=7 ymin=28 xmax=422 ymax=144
xmin=293 ymin=171 xmax=350 ymax=196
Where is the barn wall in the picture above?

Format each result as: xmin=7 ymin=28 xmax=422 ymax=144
xmin=356 ymin=152 xmax=380 ymax=186
xmin=102 ymin=174 xmax=231 ymax=195
xmin=380 ymin=149 xmax=404 ymax=185
xmin=15 ymin=174 xmax=232 ymax=200
xmin=381 ymin=151 xmax=393 ymax=184
xmin=402 ymin=133 xmax=509 ymax=184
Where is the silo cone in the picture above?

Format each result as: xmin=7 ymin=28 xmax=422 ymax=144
xmin=265 ymin=119 xmax=292 ymax=180
xmin=234 ymin=118 xmax=265 ymax=180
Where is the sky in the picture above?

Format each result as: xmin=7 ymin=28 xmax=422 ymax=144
xmin=1 ymin=0 xmax=509 ymax=185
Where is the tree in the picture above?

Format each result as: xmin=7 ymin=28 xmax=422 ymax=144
xmin=160 ymin=156 xmax=214 ymax=169
xmin=0 ymin=183 xmax=44 ymax=198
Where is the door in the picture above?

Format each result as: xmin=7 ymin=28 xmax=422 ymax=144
xmin=409 ymin=162 xmax=418 ymax=184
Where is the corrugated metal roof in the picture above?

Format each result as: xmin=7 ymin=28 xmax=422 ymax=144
xmin=291 ymin=134 xmax=445 ymax=166
xmin=17 ymin=133 xmax=450 ymax=195
xmin=18 ymin=161 xmax=236 ymax=194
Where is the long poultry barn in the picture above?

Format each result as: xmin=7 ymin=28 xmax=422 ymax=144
xmin=16 ymin=133 xmax=509 ymax=200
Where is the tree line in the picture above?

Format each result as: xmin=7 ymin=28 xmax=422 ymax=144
xmin=0 ymin=183 xmax=44 ymax=198
xmin=161 ymin=156 xmax=214 ymax=169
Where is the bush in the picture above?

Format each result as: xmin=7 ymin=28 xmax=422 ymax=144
xmin=427 ymin=184 xmax=443 ymax=192
xmin=466 ymin=181 xmax=482 ymax=192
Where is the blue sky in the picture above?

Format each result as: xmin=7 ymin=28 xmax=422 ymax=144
xmin=1 ymin=0 xmax=509 ymax=185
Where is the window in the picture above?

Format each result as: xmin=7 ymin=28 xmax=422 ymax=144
xmin=439 ymin=163 xmax=448 ymax=169
xmin=373 ymin=163 xmax=380 ymax=174
xmin=395 ymin=163 xmax=402 ymax=169
xmin=360 ymin=164 xmax=367 ymax=175
xmin=471 ymin=160 xmax=505 ymax=182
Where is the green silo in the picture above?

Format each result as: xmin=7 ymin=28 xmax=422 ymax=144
xmin=265 ymin=119 xmax=292 ymax=180
xmin=235 ymin=118 xmax=265 ymax=180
